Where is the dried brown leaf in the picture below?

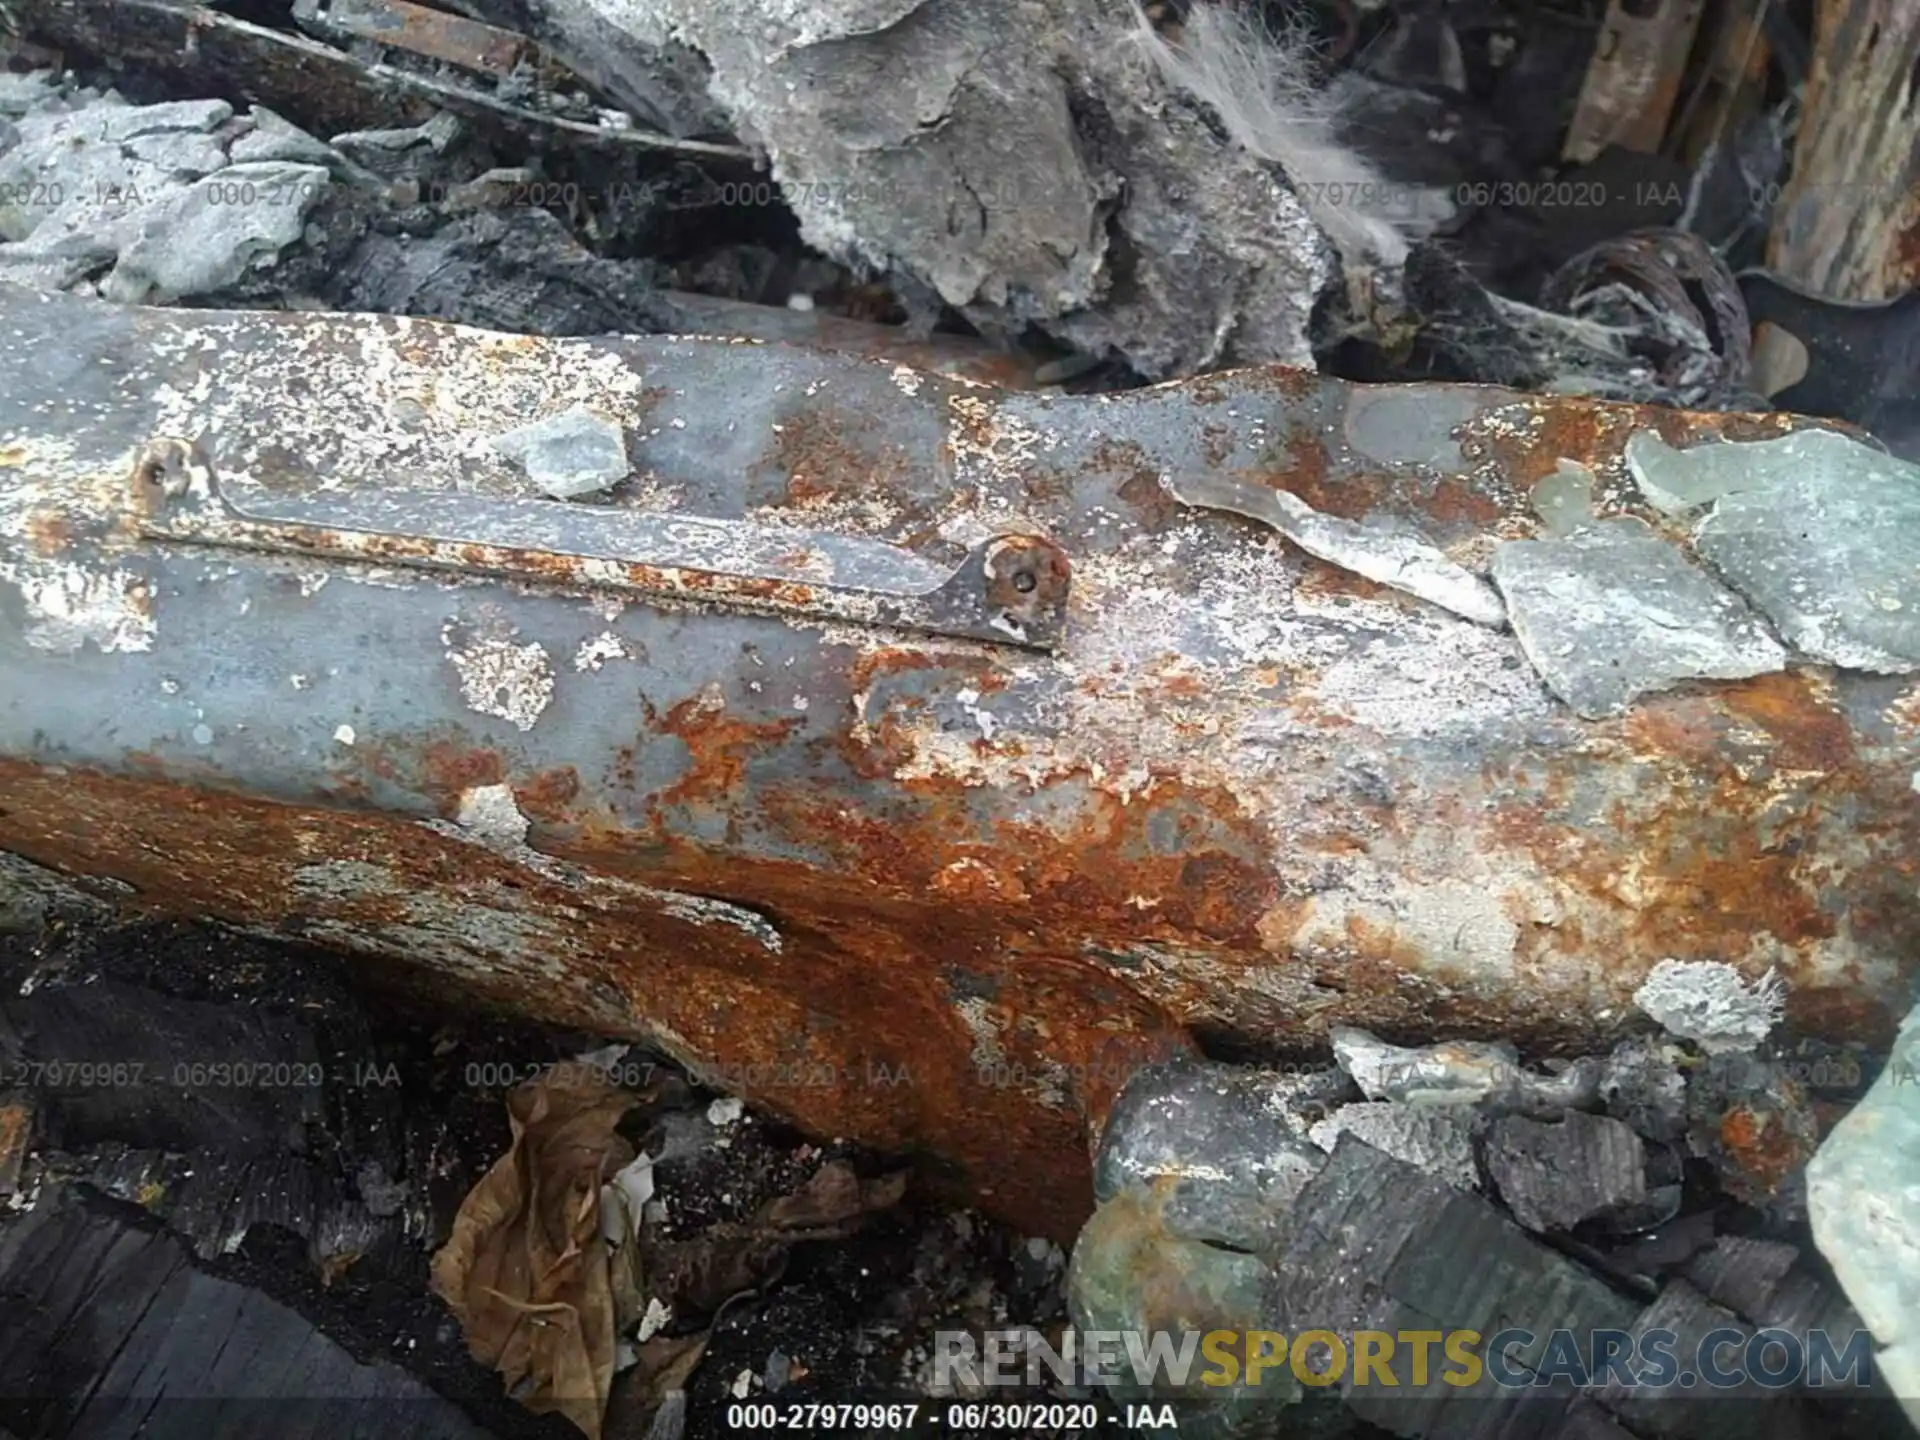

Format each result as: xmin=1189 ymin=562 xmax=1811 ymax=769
xmin=430 ymin=1066 xmax=653 ymax=1440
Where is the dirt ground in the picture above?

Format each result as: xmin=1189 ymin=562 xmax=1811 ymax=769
xmin=0 ymin=920 xmax=1112 ymax=1440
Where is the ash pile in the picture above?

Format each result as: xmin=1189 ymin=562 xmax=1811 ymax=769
xmin=1 ymin=0 xmax=1915 ymax=448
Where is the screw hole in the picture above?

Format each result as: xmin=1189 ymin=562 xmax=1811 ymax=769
xmin=1012 ymin=570 xmax=1037 ymax=593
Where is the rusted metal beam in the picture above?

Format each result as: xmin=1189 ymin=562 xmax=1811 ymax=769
xmin=3 ymin=288 xmax=1917 ymax=1239
xmin=293 ymin=0 xmax=535 ymax=80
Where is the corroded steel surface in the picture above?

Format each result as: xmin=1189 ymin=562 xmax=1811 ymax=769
xmin=130 ymin=443 xmax=1073 ymax=650
xmin=3 ymin=286 xmax=1918 ymax=1236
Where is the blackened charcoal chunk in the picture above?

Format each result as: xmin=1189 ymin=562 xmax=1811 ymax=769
xmin=1485 ymin=1111 xmax=1646 ymax=1234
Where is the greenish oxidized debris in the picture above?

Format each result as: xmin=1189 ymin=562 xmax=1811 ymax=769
xmin=1490 ymin=518 xmax=1786 ymax=719
xmin=489 ymin=404 xmax=632 ymax=499
xmin=1626 ymin=429 xmax=1920 ymax=672
xmin=1622 ymin=429 xmax=1797 ymax=515
xmin=1689 ymin=433 xmax=1920 ymax=672
xmin=1075 ymin=1058 xmax=1325 ymax=1436
xmin=1067 ymin=1183 xmax=1299 ymax=1437
xmin=1530 ymin=459 xmax=1597 ymax=537
xmin=1807 ymin=996 xmax=1920 ymax=1430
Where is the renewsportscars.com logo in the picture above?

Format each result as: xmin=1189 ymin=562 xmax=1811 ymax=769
xmin=933 ymin=1327 xmax=1878 ymax=1393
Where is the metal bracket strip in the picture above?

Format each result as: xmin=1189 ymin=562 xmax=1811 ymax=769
xmin=128 ymin=438 xmax=1071 ymax=650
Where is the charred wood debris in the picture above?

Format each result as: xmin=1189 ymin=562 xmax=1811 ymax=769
xmin=1 ymin=0 xmax=1919 ymax=1439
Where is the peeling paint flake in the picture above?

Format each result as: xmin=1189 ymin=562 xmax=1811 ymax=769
xmin=453 ymin=782 xmax=532 ymax=848
xmin=0 ymin=557 xmax=156 ymax=654
xmin=645 ymin=891 xmax=783 ymax=952
xmin=441 ymin=611 xmax=555 ymax=730
xmin=575 ymin=631 xmax=630 ymax=672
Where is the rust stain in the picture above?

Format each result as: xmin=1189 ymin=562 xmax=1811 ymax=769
xmin=0 ymin=757 xmax=1193 ymax=1240
xmin=0 ymin=1097 xmax=30 ymax=1173
xmin=1719 ymin=671 xmax=1857 ymax=771
xmin=1717 ymin=1101 xmax=1816 ymax=1199
xmin=346 ymin=731 xmax=506 ymax=814
xmin=803 ymin=318 xmax=1038 ymax=390
xmin=1424 ymin=475 xmax=1505 ymax=528
xmin=1259 ymin=431 xmax=1389 ymax=520
xmin=24 ymin=509 xmax=75 ymax=556
xmin=328 ymin=0 xmax=530 ymax=77
xmin=514 ymin=765 xmax=581 ymax=824
xmin=1292 ymin=564 xmax=1389 ymax=604
xmin=848 ymin=646 xmax=944 ymax=693
xmin=1491 ymin=398 xmax=1618 ymax=490
xmin=1108 ymin=446 xmax=1182 ymax=530
xmin=760 ymin=764 xmax=1274 ymax=949
xmin=1621 ymin=697 xmax=1727 ymax=766
xmin=1465 ymin=396 xmax=1814 ymax=497
xmin=1492 ymin=688 xmax=1889 ymax=1010
xmin=653 ymin=693 xmax=801 ymax=811
xmin=767 ymin=407 xmax=905 ymax=510
xmin=1624 ymin=783 xmax=1836 ymax=952
xmin=1258 ymin=365 xmax=1322 ymax=402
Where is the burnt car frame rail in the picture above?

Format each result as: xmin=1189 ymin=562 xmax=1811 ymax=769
xmin=3 ymin=286 xmax=1917 ymax=1238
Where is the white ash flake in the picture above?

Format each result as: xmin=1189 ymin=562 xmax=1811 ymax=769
xmin=574 ymin=631 xmax=629 ymax=671
xmin=637 ymin=1297 xmax=672 ymax=1342
xmin=441 ymin=613 xmax=554 ymax=731
xmin=953 ymin=687 xmax=998 ymax=741
xmin=889 ymin=365 xmax=922 ymax=397
xmin=453 ymin=783 xmax=531 ymax=848
xmin=1634 ymin=959 xmax=1786 ymax=1054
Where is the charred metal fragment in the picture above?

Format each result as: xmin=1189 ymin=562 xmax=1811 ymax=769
xmin=5 ymin=288 xmax=1920 ymax=1237
xmin=1483 ymin=1110 xmax=1647 ymax=1234
xmin=1161 ymin=469 xmax=1507 ymax=627
xmin=1491 ymin=517 xmax=1786 ymax=718
xmin=0 ymin=1185 xmax=494 ymax=1437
